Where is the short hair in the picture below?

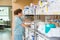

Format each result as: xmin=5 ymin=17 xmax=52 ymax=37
xmin=14 ymin=9 xmax=22 ymax=15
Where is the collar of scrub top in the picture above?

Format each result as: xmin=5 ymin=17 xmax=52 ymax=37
xmin=15 ymin=16 xmax=23 ymax=21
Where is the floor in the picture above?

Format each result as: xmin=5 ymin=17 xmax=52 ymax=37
xmin=0 ymin=28 xmax=11 ymax=40
xmin=0 ymin=28 xmax=60 ymax=40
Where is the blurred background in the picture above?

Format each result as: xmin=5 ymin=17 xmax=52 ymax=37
xmin=0 ymin=0 xmax=60 ymax=40
xmin=0 ymin=0 xmax=12 ymax=40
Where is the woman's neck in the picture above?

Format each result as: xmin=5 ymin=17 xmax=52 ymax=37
xmin=15 ymin=15 xmax=21 ymax=17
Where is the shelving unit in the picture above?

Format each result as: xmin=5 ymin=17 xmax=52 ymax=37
xmin=23 ymin=0 xmax=60 ymax=40
xmin=23 ymin=6 xmax=48 ymax=40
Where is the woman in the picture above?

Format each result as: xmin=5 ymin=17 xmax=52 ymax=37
xmin=14 ymin=9 xmax=28 ymax=40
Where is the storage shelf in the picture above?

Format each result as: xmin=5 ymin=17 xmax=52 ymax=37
xmin=23 ymin=12 xmax=60 ymax=15
xmin=23 ymin=14 xmax=35 ymax=15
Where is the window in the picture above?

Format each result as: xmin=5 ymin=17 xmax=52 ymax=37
xmin=0 ymin=7 xmax=9 ymax=21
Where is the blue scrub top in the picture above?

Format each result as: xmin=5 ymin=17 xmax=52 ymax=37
xmin=14 ymin=16 xmax=24 ymax=35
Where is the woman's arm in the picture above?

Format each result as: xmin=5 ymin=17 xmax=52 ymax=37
xmin=21 ymin=23 xmax=30 ymax=28
xmin=21 ymin=18 xmax=31 ymax=27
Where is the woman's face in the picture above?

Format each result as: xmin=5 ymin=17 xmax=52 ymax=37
xmin=18 ymin=13 xmax=23 ymax=17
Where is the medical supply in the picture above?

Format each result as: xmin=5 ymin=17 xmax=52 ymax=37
xmin=45 ymin=24 xmax=56 ymax=33
xmin=46 ymin=28 xmax=60 ymax=37
xmin=37 ymin=22 xmax=46 ymax=35
xmin=32 ymin=35 xmax=35 ymax=40
xmin=23 ymin=4 xmax=36 ymax=15
xmin=38 ymin=0 xmax=42 ymax=7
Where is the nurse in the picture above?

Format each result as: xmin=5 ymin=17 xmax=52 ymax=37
xmin=14 ymin=9 xmax=28 ymax=40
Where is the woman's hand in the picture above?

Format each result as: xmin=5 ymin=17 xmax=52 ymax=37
xmin=21 ymin=23 xmax=31 ymax=28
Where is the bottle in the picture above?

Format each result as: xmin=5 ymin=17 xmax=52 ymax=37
xmin=32 ymin=35 xmax=35 ymax=40
xmin=38 ymin=0 xmax=42 ymax=7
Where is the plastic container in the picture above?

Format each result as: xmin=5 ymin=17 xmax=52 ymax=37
xmin=32 ymin=35 xmax=35 ymax=40
xmin=45 ymin=24 xmax=56 ymax=33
